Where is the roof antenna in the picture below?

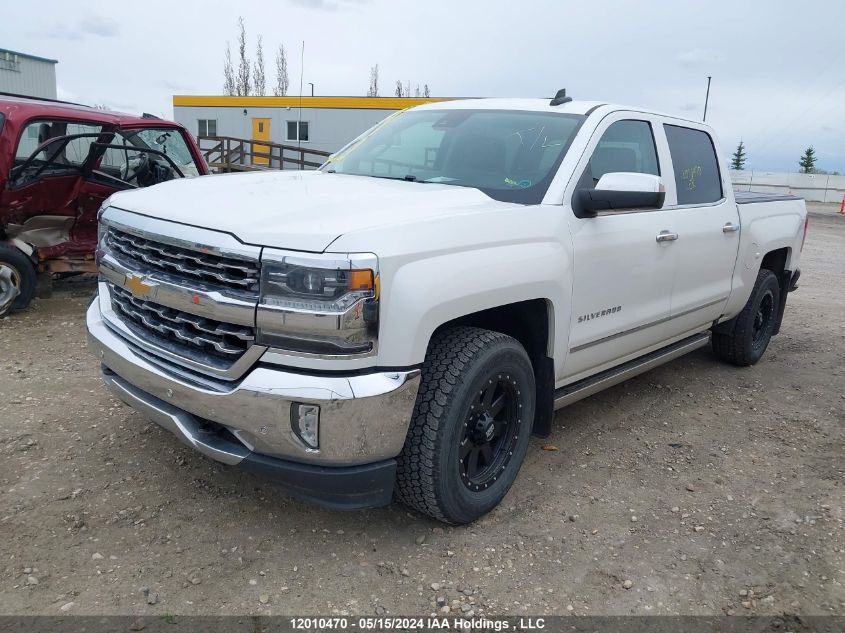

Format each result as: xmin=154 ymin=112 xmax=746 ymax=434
xmin=550 ymin=88 xmax=572 ymax=106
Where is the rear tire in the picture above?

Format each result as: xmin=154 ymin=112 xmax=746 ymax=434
xmin=395 ymin=327 xmax=535 ymax=524
xmin=0 ymin=245 xmax=36 ymax=317
xmin=712 ymin=268 xmax=780 ymax=366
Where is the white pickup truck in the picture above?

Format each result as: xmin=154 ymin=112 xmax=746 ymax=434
xmin=86 ymin=92 xmax=807 ymax=523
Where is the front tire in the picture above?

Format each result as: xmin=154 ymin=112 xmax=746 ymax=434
xmin=0 ymin=245 xmax=36 ymax=317
xmin=712 ymin=268 xmax=781 ymax=366
xmin=395 ymin=327 xmax=535 ymax=524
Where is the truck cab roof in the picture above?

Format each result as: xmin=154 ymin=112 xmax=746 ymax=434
xmin=415 ymin=97 xmax=708 ymax=128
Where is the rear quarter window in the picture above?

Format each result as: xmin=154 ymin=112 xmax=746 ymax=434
xmin=664 ymin=124 xmax=723 ymax=205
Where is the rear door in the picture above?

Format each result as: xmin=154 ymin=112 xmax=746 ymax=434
xmin=562 ymin=113 xmax=677 ymax=382
xmin=660 ymin=123 xmax=739 ymax=333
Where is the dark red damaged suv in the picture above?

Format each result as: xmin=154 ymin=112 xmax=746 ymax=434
xmin=0 ymin=94 xmax=208 ymax=316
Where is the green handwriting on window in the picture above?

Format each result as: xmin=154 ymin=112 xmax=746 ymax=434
xmin=682 ymin=165 xmax=702 ymax=190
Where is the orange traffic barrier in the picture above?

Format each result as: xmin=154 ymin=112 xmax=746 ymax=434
xmin=840 ymin=193 xmax=845 ymax=214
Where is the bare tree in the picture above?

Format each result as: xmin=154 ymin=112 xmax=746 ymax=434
xmin=367 ymin=64 xmax=379 ymax=97
xmin=274 ymin=44 xmax=289 ymax=96
xmin=393 ymin=79 xmax=432 ymax=98
xmin=253 ymin=35 xmax=266 ymax=96
xmin=223 ymin=43 xmax=236 ymax=96
xmin=236 ymin=17 xmax=251 ymax=96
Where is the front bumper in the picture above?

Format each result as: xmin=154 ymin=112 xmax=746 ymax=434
xmin=86 ymin=298 xmax=420 ymax=508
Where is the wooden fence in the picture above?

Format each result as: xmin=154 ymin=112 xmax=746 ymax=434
xmin=197 ymin=136 xmax=332 ymax=173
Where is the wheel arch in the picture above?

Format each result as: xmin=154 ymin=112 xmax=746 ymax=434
xmin=759 ymin=246 xmax=791 ymax=335
xmin=1 ymin=238 xmax=36 ymax=259
xmin=433 ymin=298 xmax=556 ymax=438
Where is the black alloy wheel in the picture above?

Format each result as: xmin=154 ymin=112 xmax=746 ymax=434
xmin=459 ymin=374 xmax=523 ymax=492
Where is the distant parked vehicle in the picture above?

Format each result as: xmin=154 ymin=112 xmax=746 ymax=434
xmin=0 ymin=94 xmax=209 ymax=316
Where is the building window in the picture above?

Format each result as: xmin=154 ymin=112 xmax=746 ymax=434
xmin=286 ymin=121 xmax=309 ymax=142
xmin=0 ymin=56 xmax=21 ymax=72
xmin=197 ymin=119 xmax=217 ymax=137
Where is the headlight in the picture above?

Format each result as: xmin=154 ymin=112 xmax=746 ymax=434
xmin=256 ymin=252 xmax=379 ymax=357
xmin=95 ymin=205 xmax=111 ymax=265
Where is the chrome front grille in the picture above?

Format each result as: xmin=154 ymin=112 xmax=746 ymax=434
xmin=110 ymin=283 xmax=254 ymax=361
xmin=107 ymin=227 xmax=260 ymax=293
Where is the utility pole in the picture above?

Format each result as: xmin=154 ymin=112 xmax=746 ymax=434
xmin=703 ymin=76 xmax=712 ymax=122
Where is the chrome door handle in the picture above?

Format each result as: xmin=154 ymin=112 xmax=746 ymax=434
xmin=656 ymin=230 xmax=679 ymax=242
xmin=722 ymin=222 xmax=740 ymax=233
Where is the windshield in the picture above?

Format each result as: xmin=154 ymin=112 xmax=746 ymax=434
xmin=323 ymin=109 xmax=584 ymax=204
xmin=100 ymin=128 xmax=200 ymax=177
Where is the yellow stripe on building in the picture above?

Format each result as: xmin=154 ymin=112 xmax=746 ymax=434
xmin=172 ymin=95 xmax=455 ymax=110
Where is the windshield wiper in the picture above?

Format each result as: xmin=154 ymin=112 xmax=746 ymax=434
xmin=329 ymin=172 xmax=427 ymax=183
xmin=364 ymin=174 xmax=418 ymax=182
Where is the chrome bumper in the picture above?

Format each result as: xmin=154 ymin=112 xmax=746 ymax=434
xmin=87 ymin=298 xmax=421 ymax=467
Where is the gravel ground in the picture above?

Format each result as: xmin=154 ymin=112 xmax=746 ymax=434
xmin=0 ymin=205 xmax=842 ymax=617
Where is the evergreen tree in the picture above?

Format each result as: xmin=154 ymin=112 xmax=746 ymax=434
xmin=799 ymin=146 xmax=817 ymax=174
xmin=731 ymin=141 xmax=747 ymax=170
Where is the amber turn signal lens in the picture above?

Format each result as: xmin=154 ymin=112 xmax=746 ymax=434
xmin=349 ymin=269 xmax=374 ymax=292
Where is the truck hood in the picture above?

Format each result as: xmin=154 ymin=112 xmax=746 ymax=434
xmin=107 ymin=170 xmax=507 ymax=252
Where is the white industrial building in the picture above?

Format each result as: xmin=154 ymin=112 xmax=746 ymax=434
xmin=0 ymin=48 xmax=57 ymax=99
xmin=172 ymin=95 xmax=452 ymax=157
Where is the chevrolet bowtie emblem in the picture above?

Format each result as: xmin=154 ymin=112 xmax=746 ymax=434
xmin=124 ymin=274 xmax=156 ymax=299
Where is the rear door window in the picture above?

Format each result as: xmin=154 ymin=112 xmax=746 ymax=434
xmin=15 ymin=120 xmax=103 ymax=166
xmin=664 ymin=125 xmax=723 ymax=205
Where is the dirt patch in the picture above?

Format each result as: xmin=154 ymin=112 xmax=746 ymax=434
xmin=0 ymin=217 xmax=842 ymax=617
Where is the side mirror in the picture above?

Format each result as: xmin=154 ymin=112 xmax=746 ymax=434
xmin=575 ymin=172 xmax=665 ymax=217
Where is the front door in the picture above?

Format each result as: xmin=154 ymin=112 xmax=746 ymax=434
xmin=562 ymin=117 xmax=676 ymax=382
xmin=1 ymin=119 xmax=107 ymax=250
xmin=251 ymin=118 xmax=271 ymax=166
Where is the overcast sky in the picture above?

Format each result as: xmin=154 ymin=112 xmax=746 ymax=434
xmin=4 ymin=0 xmax=844 ymax=172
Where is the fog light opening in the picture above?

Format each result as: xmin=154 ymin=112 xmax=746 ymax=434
xmin=291 ymin=403 xmax=320 ymax=449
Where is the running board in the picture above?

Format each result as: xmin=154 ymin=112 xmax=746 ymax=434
xmin=553 ymin=332 xmax=711 ymax=410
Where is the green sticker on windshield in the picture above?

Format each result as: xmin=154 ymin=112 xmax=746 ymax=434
xmin=504 ymin=177 xmax=531 ymax=188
